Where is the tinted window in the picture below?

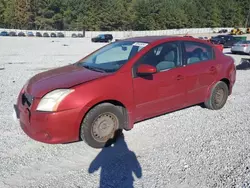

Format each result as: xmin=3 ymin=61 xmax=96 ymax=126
xmin=106 ymin=34 xmax=112 ymax=37
xmin=98 ymin=34 xmax=105 ymax=39
xmin=135 ymin=42 xmax=181 ymax=72
xmin=184 ymin=41 xmax=214 ymax=65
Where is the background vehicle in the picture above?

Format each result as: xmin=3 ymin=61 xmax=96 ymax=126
xmin=198 ymin=36 xmax=208 ymax=40
xmin=0 ymin=31 xmax=9 ymax=36
xmin=18 ymin=32 xmax=26 ymax=37
xmin=230 ymin=28 xmax=243 ymax=35
xmin=77 ymin=33 xmax=84 ymax=38
xmin=197 ymin=37 xmax=224 ymax=51
xmin=43 ymin=32 xmax=50 ymax=37
xmin=57 ymin=32 xmax=65 ymax=38
xmin=14 ymin=36 xmax=236 ymax=149
xmin=218 ymin=29 xmax=228 ymax=33
xmin=36 ymin=32 xmax=42 ymax=37
xmin=231 ymin=40 xmax=250 ymax=55
xmin=72 ymin=33 xmax=77 ymax=38
xmin=210 ymin=35 xmax=243 ymax=48
xmin=91 ymin=34 xmax=113 ymax=42
xmin=9 ymin=31 xmax=17 ymax=36
xmin=50 ymin=32 xmax=57 ymax=37
xmin=27 ymin=32 xmax=34 ymax=37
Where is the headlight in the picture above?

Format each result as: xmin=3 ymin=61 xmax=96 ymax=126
xmin=36 ymin=89 xmax=74 ymax=112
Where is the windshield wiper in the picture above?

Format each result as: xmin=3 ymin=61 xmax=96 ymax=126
xmin=82 ymin=65 xmax=107 ymax=73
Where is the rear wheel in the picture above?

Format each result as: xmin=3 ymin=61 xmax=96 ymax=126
xmin=204 ymin=81 xmax=229 ymax=110
xmin=80 ymin=103 xmax=124 ymax=148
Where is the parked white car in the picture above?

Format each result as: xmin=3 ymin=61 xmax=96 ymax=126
xmin=231 ymin=41 xmax=250 ymax=55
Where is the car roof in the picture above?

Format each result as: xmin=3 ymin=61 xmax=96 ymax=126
xmin=122 ymin=35 xmax=181 ymax=43
xmin=120 ymin=35 xmax=219 ymax=49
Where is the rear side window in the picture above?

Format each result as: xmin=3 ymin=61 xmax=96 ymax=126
xmin=184 ymin=41 xmax=214 ymax=65
xmin=105 ymin=34 xmax=113 ymax=39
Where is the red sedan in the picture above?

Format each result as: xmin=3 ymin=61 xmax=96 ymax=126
xmin=14 ymin=36 xmax=236 ymax=148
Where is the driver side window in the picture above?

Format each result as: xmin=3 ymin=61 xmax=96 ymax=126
xmin=135 ymin=42 xmax=181 ymax=72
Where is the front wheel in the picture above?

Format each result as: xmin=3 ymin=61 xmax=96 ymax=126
xmin=204 ymin=81 xmax=229 ymax=110
xmin=80 ymin=103 xmax=124 ymax=148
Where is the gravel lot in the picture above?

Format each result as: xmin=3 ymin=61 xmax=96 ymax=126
xmin=1 ymin=35 xmax=250 ymax=188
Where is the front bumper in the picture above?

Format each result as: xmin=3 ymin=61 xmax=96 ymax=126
xmin=14 ymin=102 xmax=83 ymax=144
xmin=14 ymin=104 xmax=20 ymax=119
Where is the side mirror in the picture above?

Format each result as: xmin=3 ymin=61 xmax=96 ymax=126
xmin=137 ymin=64 xmax=157 ymax=75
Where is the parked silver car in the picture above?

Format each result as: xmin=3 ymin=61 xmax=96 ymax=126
xmin=231 ymin=41 xmax=250 ymax=55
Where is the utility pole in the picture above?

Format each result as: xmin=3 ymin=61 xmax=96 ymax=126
xmin=245 ymin=4 xmax=250 ymax=28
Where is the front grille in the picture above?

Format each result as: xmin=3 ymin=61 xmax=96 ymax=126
xmin=22 ymin=93 xmax=33 ymax=107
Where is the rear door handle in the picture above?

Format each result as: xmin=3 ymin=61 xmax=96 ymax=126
xmin=176 ymin=75 xmax=184 ymax=81
xmin=209 ymin=66 xmax=216 ymax=72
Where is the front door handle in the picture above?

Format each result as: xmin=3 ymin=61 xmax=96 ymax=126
xmin=176 ymin=75 xmax=184 ymax=81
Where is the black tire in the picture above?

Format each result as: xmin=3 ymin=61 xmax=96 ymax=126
xmin=80 ymin=103 xmax=124 ymax=148
xmin=204 ymin=81 xmax=229 ymax=110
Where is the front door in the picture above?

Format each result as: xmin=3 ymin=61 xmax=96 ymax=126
xmin=132 ymin=41 xmax=187 ymax=121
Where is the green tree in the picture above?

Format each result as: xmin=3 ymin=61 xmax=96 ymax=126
xmin=0 ymin=0 xmax=248 ymax=31
xmin=0 ymin=0 xmax=6 ymax=27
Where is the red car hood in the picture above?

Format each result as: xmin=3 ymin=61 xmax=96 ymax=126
xmin=25 ymin=64 xmax=109 ymax=97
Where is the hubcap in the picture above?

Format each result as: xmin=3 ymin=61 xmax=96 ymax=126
xmin=91 ymin=112 xmax=118 ymax=143
xmin=215 ymin=88 xmax=224 ymax=105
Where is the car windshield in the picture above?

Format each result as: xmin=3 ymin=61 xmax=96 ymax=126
xmin=77 ymin=41 xmax=149 ymax=73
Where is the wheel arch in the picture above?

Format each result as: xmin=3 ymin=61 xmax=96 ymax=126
xmin=220 ymin=78 xmax=230 ymax=90
xmin=78 ymin=99 xmax=130 ymax=141
xmin=205 ymin=77 xmax=231 ymax=101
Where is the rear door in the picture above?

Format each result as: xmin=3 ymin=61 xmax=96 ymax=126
xmin=182 ymin=40 xmax=218 ymax=106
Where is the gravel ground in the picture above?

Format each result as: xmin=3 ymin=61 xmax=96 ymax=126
xmin=0 ymin=35 xmax=250 ymax=188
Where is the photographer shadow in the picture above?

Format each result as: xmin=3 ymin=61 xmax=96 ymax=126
xmin=88 ymin=135 xmax=142 ymax=188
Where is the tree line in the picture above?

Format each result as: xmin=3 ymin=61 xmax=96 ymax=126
xmin=0 ymin=0 xmax=249 ymax=31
